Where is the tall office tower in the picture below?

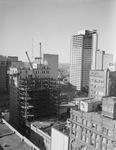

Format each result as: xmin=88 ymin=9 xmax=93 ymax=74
xmin=70 ymin=30 xmax=98 ymax=90
xmin=96 ymin=50 xmax=113 ymax=70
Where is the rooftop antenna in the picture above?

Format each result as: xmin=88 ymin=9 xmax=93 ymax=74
xmin=31 ymin=35 xmax=34 ymax=62
xmin=40 ymin=43 xmax=42 ymax=79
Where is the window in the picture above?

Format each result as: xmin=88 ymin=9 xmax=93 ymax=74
xmin=83 ymin=119 xmax=86 ymax=125
xmin=92 ymin=132 xmax=96 ymax=138
xmin=1 ymin=61 xmax=5 ymax=65
xmin=86 ymin=137 xmax=89 ymax=143
xmin=108 ymin=129 xmax=111 ymax=136
xmin=103 ymin=127 xmax=107 ymax=135
xmin=102 ymin=146 xmax=105 ymax=150
xmin=87 ymin=121 xmax=90 ymax=127
xmin=107 ymin=140 xmax=112 ymax=146
xmin=92 ymin=123 xmax=96 ymax=130
xmin=102 ymin=137 xmax=107 ymax=144
xmin=96 ymin=142 xmax=99 ymax=149
xmin=96 ymin=135 xmax=100 ymax=140
xmin=97 ymin=125 xmax=101 ymax=131
xmin=82 ymin=135 xmax=85 ymax=141
xmin=108 ymin=105 xmax=113 ymax=113
xmin=91 ymin=139 xmax=95 ymax=146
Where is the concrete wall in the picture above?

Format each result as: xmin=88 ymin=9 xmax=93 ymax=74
xmin=51 ymin=127 xmax=69 ymax=150
xmin=96 ymin=50 xmax=104 ymax=70
xmin=30 ymin=124 xmax=51 ymax=150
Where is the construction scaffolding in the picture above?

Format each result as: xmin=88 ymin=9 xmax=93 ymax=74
xmin=18 ymin=77 xmax=60 ymax=134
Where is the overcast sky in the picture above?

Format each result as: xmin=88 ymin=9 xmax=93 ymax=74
xmin=0 ymin=0 xmax=116 ymax=63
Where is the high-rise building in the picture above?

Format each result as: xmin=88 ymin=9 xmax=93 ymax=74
xmin=96 ymin=50 xmax=113 ymax=70
xmin=70 ymin=30 xmax=98 ymax=90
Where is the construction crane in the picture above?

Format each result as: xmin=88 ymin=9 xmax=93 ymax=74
xmin=25 ymin=51 xmax=37 ymax=79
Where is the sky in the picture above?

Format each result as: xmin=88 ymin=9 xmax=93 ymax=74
xmin=0 ymin=0 xmax=116 ymax=63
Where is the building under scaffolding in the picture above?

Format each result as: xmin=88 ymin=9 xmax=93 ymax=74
xmin=18 ymin=78 xmax=60 ymax=134
xmin=8 ymin=66 xmax=60 ymax=135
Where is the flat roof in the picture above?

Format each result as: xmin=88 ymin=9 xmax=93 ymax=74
xmin=31 ymin=116 xmax=67 ymax=136
xmin=0 ymin=122 xmax=32 ymax=150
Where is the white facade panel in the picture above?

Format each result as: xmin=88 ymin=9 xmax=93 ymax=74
xmin=51 ymin=127 xmax=69 ymax=150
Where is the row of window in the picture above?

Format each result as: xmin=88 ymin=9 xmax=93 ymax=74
xmin=71 ymin=125 xmax=116 ymax=150
xmin=71 ymin=116 xmax=113 ymax=137
xmin=102 ymin=105 xmax=114 ymax=113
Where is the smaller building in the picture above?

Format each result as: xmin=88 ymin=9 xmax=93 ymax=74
xmin=80 ymin=98 xmax=101 ymax=112
xmin=30 ymin=120 xmax=52 ymax=150
xmin=51 ymin=123 xmax=70 ymax=150
xmin=102 ymin=96 xmax=116 ymax=119
xmin=109 ymin=62 xmax=116 ymax=71
xmin=95 ymin=50 xmax=113 ymax=70
xmin=89 ymin=69 xmax=116 ymax=100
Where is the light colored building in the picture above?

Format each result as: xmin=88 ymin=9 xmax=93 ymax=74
xmin=89 ymin=69 xmax=116 ymax=100
xmin=51 ymin=123 xmax=69 ymax=150
xmin=109 ymin=62 xmax=116 ymax=71
xmin=96 ymin=50 xmax=113 ymax=70
xmin=43 ymin=54 xmax=58 ymax=79
xmin=103 ymin=53 xmax=113 ymax=70
xmin=70 ymin=30 xmax=98 ymax=90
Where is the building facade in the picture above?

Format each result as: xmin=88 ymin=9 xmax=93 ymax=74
xmin=96 ymin=50 xmax=113 ymax=70
xmin=69 ymin=104 xmax=116 ymax=150
xmin=109 ymin=62 xmax=116 ymax=71
xmin=89 ymin=70 xmax=116 ymax=100
xmin=43 ymin=54 xmax=58 ymax=79
xmin=70 ymin=30 xmax=98 ymax=90
xmin=8 ymin=64 xmax=60 ymax=134
xmin=0 ymin=55 xmax=11 ymax=92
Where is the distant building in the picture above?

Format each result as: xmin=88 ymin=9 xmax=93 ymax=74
xmin=8 ymin=56 xmax=18 ymax=62
xmin=109 ymin=62 xmax=116 ymax=71
xmin=70 ymin=30 xmax=98 ymax=90
xmin=43 ymin=54 xmax=58 ymax=79
xmin=96 ymin=50 xmax=113 ymax=70
xmin=89 ymin=69 xmax=116 ymax=100
xmin=0 ymin=55 xmax=11 ymax=92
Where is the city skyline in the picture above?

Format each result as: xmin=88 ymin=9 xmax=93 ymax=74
xmin=0 ymin=0 xmax=116 ymax=63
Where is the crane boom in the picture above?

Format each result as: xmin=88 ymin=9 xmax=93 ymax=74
xmin=25 ymin=51 xmax=37 ymax=79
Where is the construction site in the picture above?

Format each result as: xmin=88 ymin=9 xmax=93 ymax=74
xmin=18 ymin=77 xmax=60 ymax=134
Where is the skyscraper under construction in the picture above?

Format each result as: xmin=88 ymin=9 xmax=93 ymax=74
xmin=8 ymin=56 xmax=60 ymax=134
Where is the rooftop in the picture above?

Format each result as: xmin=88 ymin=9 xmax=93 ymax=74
xmin=0 ymin=121 xmax=32 ymax=150
xmin=31 ymin=116 xmax=68 ymax=136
